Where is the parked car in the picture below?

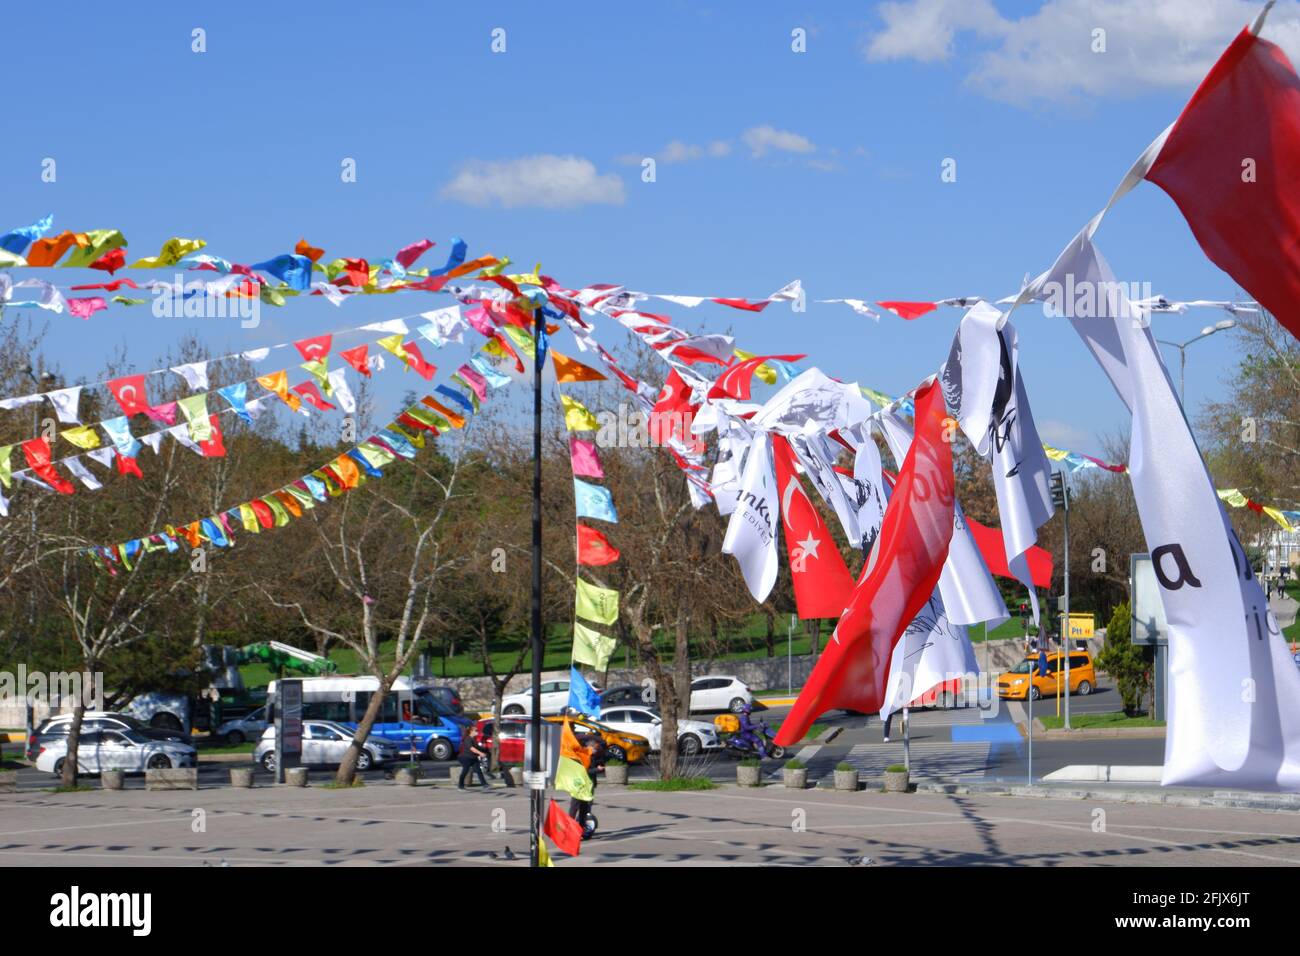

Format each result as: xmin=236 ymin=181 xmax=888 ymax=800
xmin=599 ymin=705 xmax=720 ymax=755
xmin=474 ymin=716 xmax=528 ymax=764
xmin=599 ymin=684 xmax=652 ymax=709
xmin=253 ymin=720 xmax=399 ymax=773
xmin=542 ymin=715 xmax=651 ymax=763
xmin=501 ymin=680 xmax=571 ymax=716
xmin=689 ymin=676 xmax=753 ymax=714
xmin=213 ymin=706 xmax=268 ymax=746
xmin=996 ymin=650 xmax=1097 ymax=701
xmin=28 ymin=711 xmax=191 ymax=761
xmin=34 ymin=729 xmax=196 ymax=777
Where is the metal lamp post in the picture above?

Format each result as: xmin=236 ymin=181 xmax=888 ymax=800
xmin=1156 ymin=319 xmax=1235 ymax=403
xmin=529 ymin=304 xmax=545 ymax=868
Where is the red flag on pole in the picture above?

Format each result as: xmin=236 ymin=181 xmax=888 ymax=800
xmin=771 ymin=434 xmax=856 ymax=619
xmin=1143 ymin=25 xmax=1300 ymax=342
xmin=543 ymin=798 xmax=583 ymax=857
xmin=775 ymin=381 xmax=955 ymax=746
xmin=576 ymin=523 xmax=620 ymax=567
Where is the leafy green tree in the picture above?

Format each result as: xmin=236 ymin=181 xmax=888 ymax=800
xmin=1093 ymin=600 xmax=1153 ymax=716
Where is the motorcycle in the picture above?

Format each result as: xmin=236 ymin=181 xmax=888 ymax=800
xmin=722 ymin=720 xmax=785 ymax=761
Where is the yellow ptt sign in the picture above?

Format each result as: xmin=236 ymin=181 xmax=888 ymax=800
xmin=1065 ymin=613 xmax=1095 ymax=640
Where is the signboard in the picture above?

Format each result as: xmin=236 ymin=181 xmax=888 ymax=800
xmin=523 ymin=771 xmax=548 ymax=791
xmin=522 ymin=721 xmax=562 ymax=782
xmin=1066 ymin=613 xmax=1095 ymax=641
xmin=275 ymin=678 xmax=303 ymax=784
xmin=1129 ymin=553 xmax=1169 ymax=647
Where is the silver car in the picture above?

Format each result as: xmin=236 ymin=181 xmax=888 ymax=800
xmin=253 ymin=720 xmax=399 ymax=773
xmin=34 ymin=729 xmax=197 ymax=777
xmin=214 ymin=706 xmax=268 ymax=745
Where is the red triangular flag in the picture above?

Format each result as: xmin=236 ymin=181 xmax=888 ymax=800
xmin=707 ymin=354 xmax=804 ymax=402
xmin=1143 ymin=26 xmax=1300 ymax=342
xmin=401 ymin=341 xmax=437 ymax=380
xmin=199 ymin=414 xmax=227 ymax=458
xmin=22 ymin=438 xmax=75 ymax=494
xmin=576 ymin=523 xmax=620 ymax=567
xmin=291 ymin=381 xmax=337 ymax=411
xmin=877 ymin=301 xmax=938 ymax=320
xmin=339 ymin=344 xmax=371 ymax=377
xmin=543 ymin=798 xmax=583 ymax=857
xmin=107 ymin=374 xmax=151 ymax=417
xmin=294 ymin=334 xmax=332 ymax=362
xmin=775 ymin=381 xmax=954 ymax=746
xmin=771 ymin=434 xmax=855 ymax=619
xmin=115 ymin=450 xmax=144 ymax=478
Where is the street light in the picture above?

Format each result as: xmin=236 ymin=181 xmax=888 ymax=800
xmin=1156 ymin=319 xmax=1235 ymax=403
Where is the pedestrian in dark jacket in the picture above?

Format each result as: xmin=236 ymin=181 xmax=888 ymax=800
xmin=457 ymin=732 xmax=488 ymax=790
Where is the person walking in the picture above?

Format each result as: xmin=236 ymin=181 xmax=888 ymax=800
xmin=457 ymin=730 xmax=488 ymax=790
xmin=567 ymin=735 xmax=606 ymax=837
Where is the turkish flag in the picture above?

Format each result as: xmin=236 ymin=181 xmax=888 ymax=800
xmin=292 ymin=381 xmax=337 ymax=411
xmin=401 ymin=341 xmax=437 ymax=380
xmin=649 ymin=369 xmax=698 ymax=445
xmin=339 ymin=344 xmax=371 ymax=377
xmin=115 ymin=450 xmax=144 ymax=478
xmin=771 ymin=435 xmax=855 ymax=619
xmin=1143 ymin=27 xmax=1300 ymax=342
xmin=22 ymin=438 xmax=75 ymax=494
xmin=707 ymin=354 xmax=804 ymax=402
xmin=576 ymin=523 xmax=620 ymax=566
xmin=543 ymin=799 xmax=583 ymax=857
xmin=877 ymin=301 xmax=938 ymax=320
xmin=775 ymin=381 xmax=955 ymax=746
xmin=199 ymin=415 xmax=227 ymax=457
xmin=294 ymin=334 xmax=332 ymax=362
xmin=107 ymin=375 xmax=151 ymax=417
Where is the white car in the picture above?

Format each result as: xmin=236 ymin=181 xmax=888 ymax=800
xmin=689 ymin=676 xmax=753 ymax=714
xmin=599 ymin=705 xmax=720 ymax=755
xmin=213 ymin=706 xmax=268 ymax=745
xmin=35 ymin=729 xmax=197 ymax=777
xmin=253 ymin=720 xmax=399 ymax=773
xmin=501 ymin=680 xmax=571 ymax=716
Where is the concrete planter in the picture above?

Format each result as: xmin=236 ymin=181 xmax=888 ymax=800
xmin=605 ymin=763 xmax=628 ymax=785
xmin=1 ymin=770 xmax=19 ymax=793
xmin=101 ymin=770 xmax=125 ymax=791
xmin=145 ymin=767 xmax=198 ymax=791
xmin=395 ymin=766 xmax=420 ymax=786
xmin=884 ymin=770 xmax=910 ymax=793
xmin=449 ymin=766 xmax=462 ymax=784
xmin=285 ymin=767 xmax=309 ymax=788
xmin=229 ymin=767 xmax=254 ymax=789
xmin=737 ymin=764 xmax=762 ymax=787
xmin=782 ymin=768 xmax=808 ymax=790
xmin=833 ymin=769 xmax=860 ymax=792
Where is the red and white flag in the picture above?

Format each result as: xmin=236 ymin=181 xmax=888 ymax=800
xmin=775 ymin=380 xmax=955 ymax=745
xmin=772 ymin=434 xmax=855 ymax=619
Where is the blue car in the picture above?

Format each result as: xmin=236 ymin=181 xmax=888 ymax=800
xmin=342 ymin=687 xmax=473 ymax=761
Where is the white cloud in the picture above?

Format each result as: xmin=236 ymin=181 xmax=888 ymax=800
xmin=660 ymin=139 xmax=732 ymax=163
xmin=1038 ymin=418 xmax=1093 ymax=452
xmin=741 ymin=125 xmax=816 ymax=157
xmin=440 ymin=155 xmax=625 ymax=208
xmin=864 ymin=0 xmax=1300 ymax=106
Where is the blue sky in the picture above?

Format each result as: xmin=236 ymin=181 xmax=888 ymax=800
xmin=2 ymin=0 xmax=1292 ymax=457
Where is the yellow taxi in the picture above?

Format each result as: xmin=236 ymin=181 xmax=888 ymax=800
xmin=544 ymin=715 xmax=651 ymax=764
xmin=996 ymin=649 xmax=1097 ymax=701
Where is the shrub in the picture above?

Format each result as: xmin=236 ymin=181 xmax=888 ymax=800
xmin=1094 ymin=600 xmax=1153 ymax=716
xmin=835 ymin=761 xmax=855 ymax=773
xmin=738 ymin=757 xmax=761 ymax=768
xmin=605 ymin=758 xmax=626 ymax=767
xmin=784 ymin=758 xmax=805 ymax=770
xmin=885 ymin=764 xmax=907 ymax=774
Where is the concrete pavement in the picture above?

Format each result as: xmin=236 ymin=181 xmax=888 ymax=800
xmin=1 ymin=778 xmax=1297 ymax=866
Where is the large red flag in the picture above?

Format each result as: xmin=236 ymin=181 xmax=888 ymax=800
xmin=1143 ymin=26 xmax=1300 ymax=342
xmin=964 ymin=514 xmax=1053 ymax=589
xmin=649 ymin=369 xmax=698 ymax=446
xmin=775 ymin=381 xmax=955 ymax=746
xmin=771 ymin=434 xmax=855 ymax=619
xmin=543 ymin=798 xmax=583 ymax=857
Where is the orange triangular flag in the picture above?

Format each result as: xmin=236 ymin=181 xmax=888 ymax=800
xmin=551 ymin=350 xmax=606 ymax=383
xmin=560 ymin=720 xmax=591 ymax=769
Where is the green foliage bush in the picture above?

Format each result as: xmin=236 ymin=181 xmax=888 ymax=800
xmin=1094 ymin=600 xmax=1153 ymax=716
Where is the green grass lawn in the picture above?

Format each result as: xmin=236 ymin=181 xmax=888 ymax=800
xmin=196 ymin=742 xmax=256 ymax=755
xmin=627 ymin=776 xmax=717 ymax=791
xmin=1039 ymin=711 xmax=1164 ymax=730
